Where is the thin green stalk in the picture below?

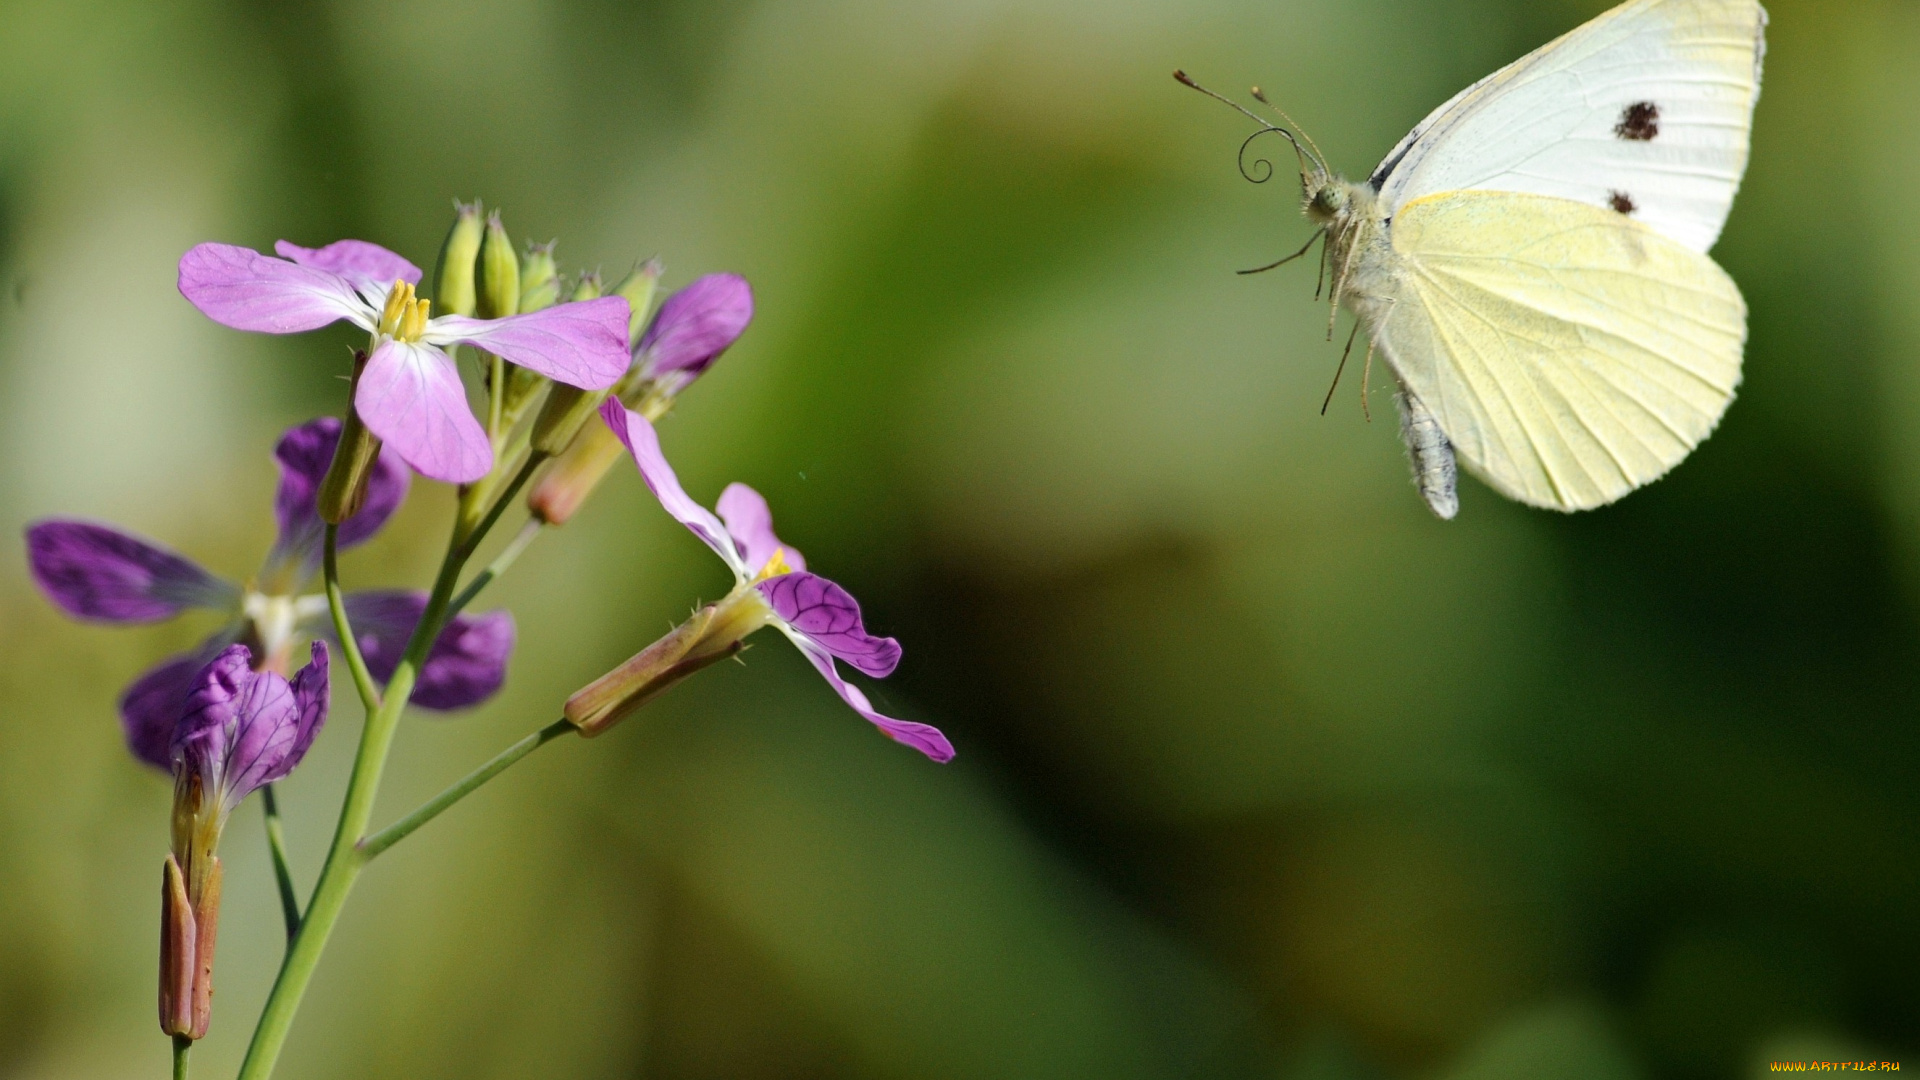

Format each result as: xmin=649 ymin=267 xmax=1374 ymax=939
xmin=322 ymin=524 xmax=382 ymax=714
xmin=448 ymin=517 xmax=544 ymax=620
xmin=456 ymin=452 xmax=547 ymax=563
xmin=358 ymin=718 xmax=573 ymax=861
xmin=260 ymin=785 xmax=301 ymax=941
xmin=235 ymin=514 xmax=480 ymax=1079
xmin=487 ymin=352 xmax=505 ymax=445
xmin=172 ymin=1034 xmax=190 ymax=1080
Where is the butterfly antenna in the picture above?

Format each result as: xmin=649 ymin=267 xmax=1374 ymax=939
xmin=1322 ymin=320 xmax=1360 ymax=415
xmin=1251 ymin=86 xmax=1329 ymax=175
xmin=1239 ymin=229 xmax=1324 ymax=275
xmin=1173 ymin=70 xmax=1311 ymax=185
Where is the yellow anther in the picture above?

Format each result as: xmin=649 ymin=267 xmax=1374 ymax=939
xmin=397 ymin=296 xmax=431 ymax=342
xmin=753 ymin=547 xmax=794 ymax=582
xmin=378 ymin=280 xmax=415 ymax=337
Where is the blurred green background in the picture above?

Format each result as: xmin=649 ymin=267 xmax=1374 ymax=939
xmin=0 ymin=0 xmax=1915 ymax=1077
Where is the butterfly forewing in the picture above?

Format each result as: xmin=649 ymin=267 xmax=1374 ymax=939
xmin=1372 ymin=0 xmax=1766 ymax=254
xmin=1371 ymin=190 xmax=1746 ymax=511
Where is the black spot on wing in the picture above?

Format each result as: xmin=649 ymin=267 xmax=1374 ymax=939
xmin=1615 ymin=101 xmax=1659 ymax=141
xmin=1609 ymin=191 xmax=1636 ymax=215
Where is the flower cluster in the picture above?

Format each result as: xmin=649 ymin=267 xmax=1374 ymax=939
xmin=24 ymin=202 xmax=950 ymax=1067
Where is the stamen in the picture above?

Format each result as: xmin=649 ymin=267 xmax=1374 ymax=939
xmin=378 ymin=280 xmax=414 ymax=337
xmin=398 ymin=296 xmax=431 ymax=342
xmin=754 ymin=548 xmax=793 ymax=582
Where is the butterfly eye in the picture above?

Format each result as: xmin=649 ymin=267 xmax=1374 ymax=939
xmin=1308 ymin=186 xmax=1347 ymax=221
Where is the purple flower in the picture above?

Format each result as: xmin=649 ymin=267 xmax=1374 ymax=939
xmin=26 ymin=419 xmax=514 ymax=770
xmin=161 ymin=642 xmax=328 ymax=1041
xmin=631 ymin=273 xmax=753 ymax=399
xmin=174 ymin=643 xmax=330 ymax=821
xmin=597 ymin=399 xmax=952 ymax=762
xmin=177 ymin=237 xmax=632 ymax=483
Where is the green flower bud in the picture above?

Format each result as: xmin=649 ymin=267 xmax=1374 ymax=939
xmin=518 ymin=241 xmax=560 ymax=313
xmin=610 ymin=259 xmax=663 ymax=346
xmin=475 ymin=212 xmax=520 ymax=320
xmin=432 ymin=200 xmax=484 ymax=318
xmin=569 ymin=271 xmax=602 ymax=301
xmin=529 ymin=382 xmax=607 ymax=456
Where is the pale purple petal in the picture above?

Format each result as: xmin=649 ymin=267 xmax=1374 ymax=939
xmin=637 ymin=274 xmax=753 ymax=378
xmin=274 ymin=239 xmax=421 ymax=296
xmin=178 ymin=242 xmax=372 ymax=333
xmin=599 ymin=400 xmax=745 ymax=575
xmin=715 ymin=483 xmax=805 ymax=575
xmin=759 ymin=571 xmax=899 ymax=677
xmin=269 ymin=417 xmax=412 ymax=571
xmin=780 ymin=628 xmax=953 ymax=763
xmin=356 ymin=340 xmax=492 ymax=483
xmin=427 ymin=296 xmax=631 ymax=390
xmin=27 ymin=520 xmax=236 ymax=623
xmin=339 ymin=591 xmax=515 ymax=710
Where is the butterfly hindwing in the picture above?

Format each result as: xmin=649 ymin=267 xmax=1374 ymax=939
xmin=1370 ymin=190 xmax=1746 ymax=511
xmin=1372 ymin=0 xmax=1766 ymax=254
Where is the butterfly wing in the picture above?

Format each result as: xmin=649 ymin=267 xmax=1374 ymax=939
xmin=1369 ymin=190 xmax=1746 ymax=511
xmin=1371 ymin=0 xmax=1767 ymax=254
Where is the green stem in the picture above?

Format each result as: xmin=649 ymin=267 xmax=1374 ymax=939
xmin=172 ymin=1034 xmax=190 ymax=1080
xmin=235 ymin=510 xmax=490 ymax=1079
xmin=358 ymin=718 xmax=573 ymax=861
xmin=487 ymin=352 xmax=505 ymax=446
xmin=260 ymin=785 xmax=301 ymax=941
xmin=457 ymin=451 xmax=546 ymax=558
xmin=448 ymin=518 xmax=544 ymax=620
xmin=322 ymin=524 xmax=382 ymax=714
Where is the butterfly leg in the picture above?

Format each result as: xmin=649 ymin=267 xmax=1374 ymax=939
xmin=1239 ymin=229 xmax=1325 ymax=275
xmin=1321 ymin=320 xmax=1361 ymax=415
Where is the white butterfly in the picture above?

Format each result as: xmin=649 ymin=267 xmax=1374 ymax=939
xmin=1186 ymin=0 xmax=1767 ymax=518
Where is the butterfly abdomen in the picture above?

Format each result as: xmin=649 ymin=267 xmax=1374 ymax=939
xmin=1395 ymin=387 xmax=1459 ymax=520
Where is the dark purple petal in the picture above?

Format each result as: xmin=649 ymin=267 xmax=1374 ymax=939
xmin=758 ymin=571 xmax=900 ymax=677
xmin=173 ymin=644 xmax=309 ymax=809
xmin=177 ymin=242 xmax=370 ymax=333
xmin=780 ymin=629 xmax=952 ymax=763
xmin=599 ymin=400 xmax=744 ymax=575
xmin=269 ymin=417 xmax=412 ymax=570
xmin=274 ymin=239 xmax=421 ymax=296
xmin=715 ymin=483 xmax=805 ymax=576
xmin=120 ymin=651 xmax=208 ymax=771
xmin=427 ymin=296 xmax=631 ymax=390
xmin=637 ymin=274 xmax=753 ymax=379
xmin=27 ymin=520 xmax=236 ymax=623
xmin=356 ymin=340 xmax=492 ymax=483
xmin=270 ymin=642 xmax=330 ymax=784
xmin=339 ymin=591 xmax=515 ymax=710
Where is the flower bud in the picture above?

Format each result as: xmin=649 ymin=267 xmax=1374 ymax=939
xmin=564 ymin=594 xmax=770 ymax=735
xmin=432 ymin=200 xmax=484 ymax=317
xmin=610 ymin=259 xmax=663 ymax=346
xmin=527 ymin=421 xmax=626 ymax=525
xmin=569 ymin=271 xmax=603 ymax=301
xmin=527 ymin=383 xmax=607 ymax=457
xmin=518 ymin=241 xmax=560 ymax=313
xmin=158 ymin=852 xmax=222 ymax=1040
xmin=318 ymin=351 xmax=384 ymax=524
xmin=475 ymin=212 xmax=520 ymax=320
